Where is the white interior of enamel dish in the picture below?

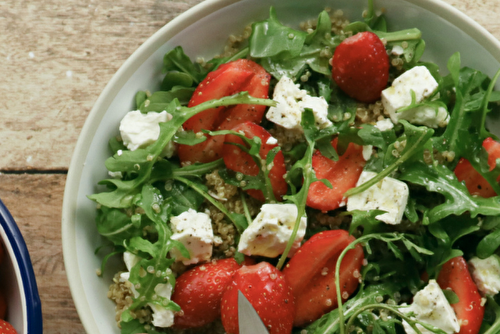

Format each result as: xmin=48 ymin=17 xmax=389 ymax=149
xmin=62 ymin=0 xmax=500 ymax=332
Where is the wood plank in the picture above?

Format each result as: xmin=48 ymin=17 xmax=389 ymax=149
xmin=0 ymin=0 xmax=204 ymax=171
xmin=0 ymin=0 xmax=499 ymax=171
xmin=0 ymin=174 xmax=84 ymax=333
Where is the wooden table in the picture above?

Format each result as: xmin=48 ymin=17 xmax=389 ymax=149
xmin=0 ymin=0 xmax=499 ymax=332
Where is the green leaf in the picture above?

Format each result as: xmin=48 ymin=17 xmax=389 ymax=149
xmin=345 ymin=121 xmax=434 ymax=197
xmin=442 ymin=289 xmax=460 ymax=304
xmin=162 ymin=181 xmax=205 ymax=216
xmin=399 ymin=162 xmax=500 ymax=223
xmin=348 ymin=210 xmax=386 ymax=235
xmin=257 ymin=10 xmax=340 ymax=79
xmin=477 ymin=229 xmax=500 ymax=259
xmin=172 ymin=130 xmax=207 ymax=145
xmin=96 ymin=207 xmax=144 ymax=246
xmin=139 ymin=87 xmax=195 ymax=112
xmin=161 ymin=71 xmax=193 ymax=91
xmin=249 ymin=7 xmax=307 ymax=59
xmin=162 ymin=46 xmax=208 ymax=83
xmin=135 ymin=91 xmax=148 ymax=110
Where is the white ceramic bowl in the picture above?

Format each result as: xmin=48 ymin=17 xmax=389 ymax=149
xmin=62 ymin=0 xmax=500 ymax=333
xmin=0 ymin=200 xmax=42 ymax=334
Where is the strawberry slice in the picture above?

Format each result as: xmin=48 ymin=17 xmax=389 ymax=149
xmin=223 ymin=122 xmax=287 ymax=201
xmin=331 ymin=31 xmax=389 ymax=103
xmin=221 ymin=262 xmax=295 ymax=334
xmin=307 ymin=139 xmax=366 ymax=211
xmin=437 ymin=257 xmax=484 ymax=334
xmin=0 ymin=320 xmax=17 ymax=334
xmin=172 ymin=258 xmax=254 ymax=329
xmin=454 ymin=137 xmax=500 ymax=198
xmin=178 ymin=59 xmax=271 ymax=164
xmin=283 ymin=230 xmax=364 ymax=326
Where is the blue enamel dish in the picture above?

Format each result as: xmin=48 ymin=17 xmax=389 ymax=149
xmin=0 ymin=199 xmax=42 ymax=334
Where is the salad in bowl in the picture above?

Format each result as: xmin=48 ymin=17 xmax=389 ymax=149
xmin=67 ymin=0 xmax=500 ymax=333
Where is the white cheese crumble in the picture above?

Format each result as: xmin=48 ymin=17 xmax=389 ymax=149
xmin=382 ymin=66 xmax=449 ymax=128
xmin=238 ymin=203 xmax=307 ymax=258
xmin=169 ymin=209 xmax=214 ymax=265
xmin=375 ymin=118 xmax=394 ymax=131
xmin=266 ymin=76 xmax=332 ymax=132
xmin=469 ymin=255 xmax=500 ymax=296
xmin=119 ymin=110 xmax=176 ymax=157
xmin=266 ymin=136 xmax=278 ymax=145
xmin=347 ymin=171 xmax=409 ymax=225
xmin=120 ymin=252 xmax=174 ymax=328
xmin=401 ymin=280 xmax=460 ymax=334
xmin=362 ymin=145 xmax=373 ymax=161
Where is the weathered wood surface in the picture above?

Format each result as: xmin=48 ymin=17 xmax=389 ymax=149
xmin=0 ymin=0 xmax=499 ymax=333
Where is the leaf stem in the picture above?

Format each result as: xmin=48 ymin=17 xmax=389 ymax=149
xmin=173 ymin=175 xmax=242 ymax=232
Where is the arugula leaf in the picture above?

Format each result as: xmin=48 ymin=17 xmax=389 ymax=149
xmin=249 ymin=7 xmax=307 ymax=59
xmin=305 ymin=282 xmax=403 ymax=334
xmin=139 ymin=87 xmax=195 ymax=112
xmin=347 ymin=210 xmax=386 ymax=235
xmin=477 ymin=229 xmax=500 ymax=259
xmin=162 ymin=46 xmax=208 ymax=83
xmin=255 ymin=10 xmax=340 ymax=79
xmin=399 ymin=162 xmax=500 ymax=223
xmin=161 ymin=71 xmax=194 ymax=91
xmin=433 ymin=53 xmax=500 ymax=194
xmin=345 ymin=121 xmax=434 ymax=197
xmin=96 ymin=207 xmax=144 ymax=246
xmin=89 ymin=93 xmax=276 ymax=208
xmin=442 ymin=289 xmax=459 ymax=304
xmin=162 ymin=181 xmax=205 ymax=216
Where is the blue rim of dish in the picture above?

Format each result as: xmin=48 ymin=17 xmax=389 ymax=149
xmin=0 ymin=199 xmax=43 ymax=333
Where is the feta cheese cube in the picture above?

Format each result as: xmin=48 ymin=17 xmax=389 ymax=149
xmin=469 ymin=255 xmax=500 ymax=296
xmin=150 ymin=283 xmax=175 ymax=328
xmin=119 ymin=110 xmax=176 ymax=157
xmin=266 ymin=76 xmax=332 ymax=132
xmin=238 ymin=203 xmax=307 ymax=258
xmin=374 ymin=118 xmax=394 ymax=131
xmin=399 ymin=105 xmax=450 ymax=128
xmin=401 ymin=280 xmax=460 ymax=334
xmin=169 ymin=209 xmax=214 ymax=265
xmin=347 ymin=171 xmax=409 ymax=225
xmin=382 ymin=66 xmax=443 ymax=126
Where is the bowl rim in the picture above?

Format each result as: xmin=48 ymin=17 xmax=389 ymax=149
xmin=0 ymin=199 xmax=43 ymax=334
xmin=62 ymin=0 xmax=500 ymax=332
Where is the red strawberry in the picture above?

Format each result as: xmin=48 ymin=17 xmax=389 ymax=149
xmin=172 ymin=258 xmax=254 ymax=329
xmin=0 ymin=320 xmax=17 ymax=334
xmin=454 ymin=137 xmax=500 ymax=198
xmin=437 ymin=257 xmax=484 ymax=334
xmin=221 ymin=262 xmax=295 ymax=334
xmin=223 ymin=122 xmax=287 ymax=201
xmin=179 ymin=59 xmax=271 ymax=164
xmin=283 ymin=230 xmax=364 ymax=326
xmin=331 ymin=31 xmax=389 ymax=103
xmin=307 ymin=138 xmax=366 ymax=211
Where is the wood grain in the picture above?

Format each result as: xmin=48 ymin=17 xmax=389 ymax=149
xmin=0 ymin=0 xmax=204 ymax=171
xmin=0 ymin=0 xmax=499 ymax=333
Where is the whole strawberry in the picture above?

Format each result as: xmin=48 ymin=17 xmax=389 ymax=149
xmin=331 ymin=31 xmax=389 ymax=103
xmin=221 ymin=262 xmax=295 ymax=334
xmin=172 ymin=258 xmax=253 ymax=329
xmin=0 ymin=320 xmax=17 ymax=334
